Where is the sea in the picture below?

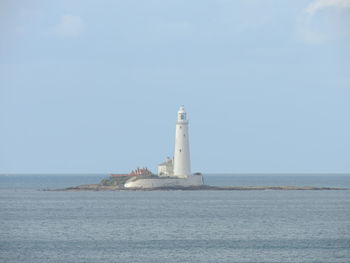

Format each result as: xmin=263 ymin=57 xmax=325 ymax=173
xmin=0 ymin=174 xmax=349 ymax=263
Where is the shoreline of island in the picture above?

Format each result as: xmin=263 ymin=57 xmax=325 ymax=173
xmin=44 ymin=184 xmax=348 ymax=191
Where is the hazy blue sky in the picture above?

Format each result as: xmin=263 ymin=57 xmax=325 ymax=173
xmin=1 ymin=0 xmax=349 ymax=174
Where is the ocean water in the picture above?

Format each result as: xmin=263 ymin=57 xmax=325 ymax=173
xmin=0 ymin=174 xmax=349 ymax=263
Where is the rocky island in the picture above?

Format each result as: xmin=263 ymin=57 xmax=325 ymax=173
xmin=50 ymin=173 xmax=347 ymax=191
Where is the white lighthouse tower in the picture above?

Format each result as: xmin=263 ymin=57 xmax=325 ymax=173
xmin=124 ymin=105 xmax=203 ymax=188
xmin=173 ymin=106 xmax=191 ymax=178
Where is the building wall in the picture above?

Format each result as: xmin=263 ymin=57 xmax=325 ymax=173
xmin=173 ymin=121 xmax=191 ymax=177
xmin=124 ymin=175 xmax=203 ymax=189
xmin=158 ymin=159 xmax=174 ymax=177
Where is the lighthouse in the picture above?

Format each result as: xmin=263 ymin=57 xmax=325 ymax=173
xmin=173 ymin=106 xmax=191 ymax=178
xmin=125 ymin=105 xmax=203 ymax=188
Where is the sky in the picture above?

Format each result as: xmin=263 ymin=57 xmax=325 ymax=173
xmin=1 ymin=0 xmax=349 ymax=174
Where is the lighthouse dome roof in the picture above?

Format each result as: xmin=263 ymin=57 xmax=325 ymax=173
xmin=178 ymin=105 xmax=186 ymax=113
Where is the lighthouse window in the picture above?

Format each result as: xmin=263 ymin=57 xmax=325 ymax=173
xmin=180 ymin=113 xmax=186 ymax=120
xmin=179 ymin=149 xmax=182 ymax=152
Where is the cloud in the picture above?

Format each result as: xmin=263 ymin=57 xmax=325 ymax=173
xmin=305 ymin=0 xmax=350 ymax=15
xmin=298 ymin=0 xmax=350 ymax=43
xmin=56 ymin=14 xmax=84 ymax=37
